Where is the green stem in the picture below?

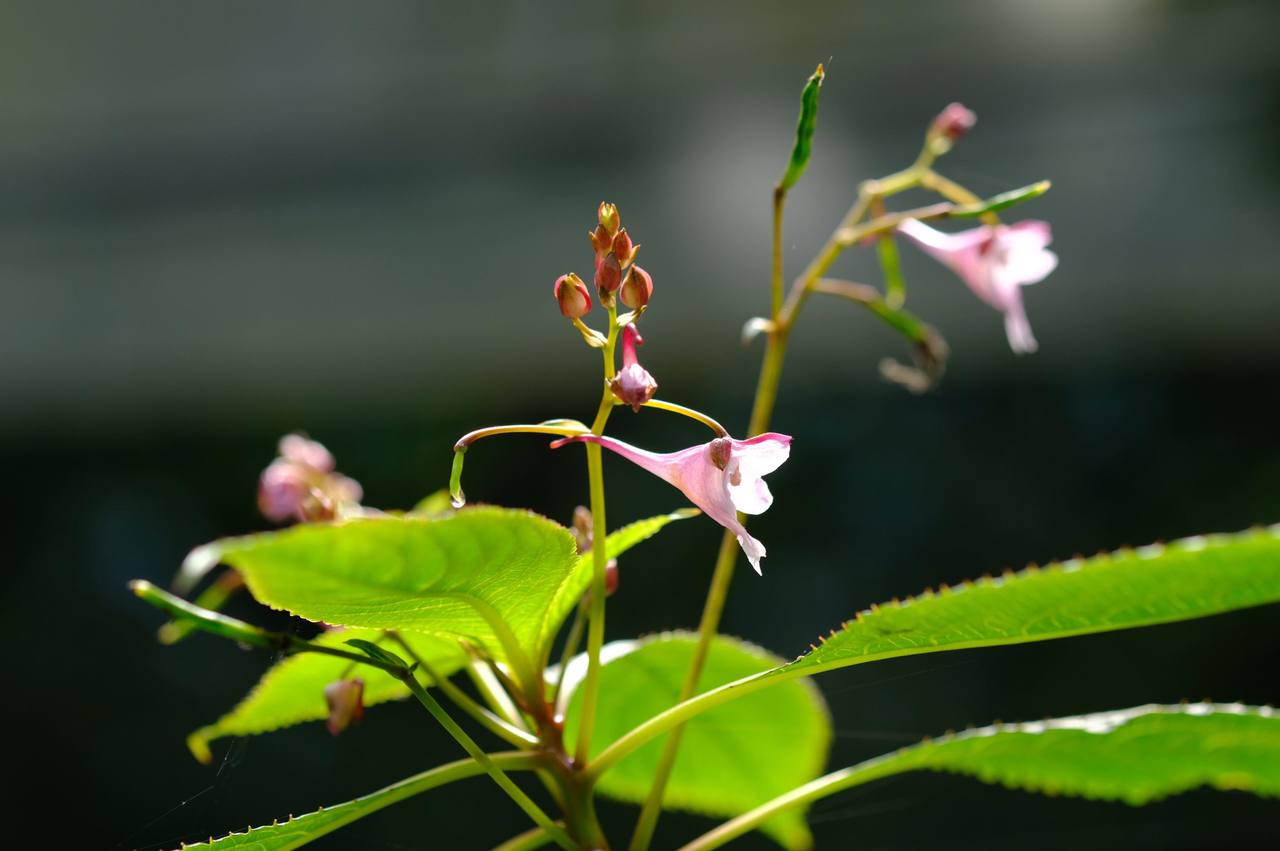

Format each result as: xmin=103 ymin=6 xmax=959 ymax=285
xmin=676 ymin=754 xmax=905 ymax=851
xmin=553 ymin=600 xmax=588 ymax=705
xmin=389 ymin=632 xmax=539 ymax=749
xmin=493 ymin=823 xmax=561 ymax=851
xmin=400 ymin=675 xmax=575 ymax=850
xmin=640 ymin=398 xmax=729 ymax=437
xmin=627 ymin=165 xmax=934 ymax=850
xmin=771 ymin=186 xmax=786 ymax=317
xmin=575 ymin=306 xmax=620 ymax=767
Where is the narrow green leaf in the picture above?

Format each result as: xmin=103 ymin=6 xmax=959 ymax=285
xmin=179 ymin=752 xmax=539 ymax=850
xmin=783 ymin=525 xmax=1280 ymax=677
xmin=564 ymin=634 xmax=831 ymax=851
xmin=683 ymin=704 xmax=1280 ymax=850
xmin=186 ymin=628 xmax=465 ymax=763
xmin=777 ymin=64 xmax=824 ymax=192
xmin=949 ymin=180 xmax=1051 ymax=218
xmin=343 ymin=638 xmax=409 ymax=670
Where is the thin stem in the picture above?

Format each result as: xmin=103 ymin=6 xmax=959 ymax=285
xmin=454 ymin=423 xmax=591 ymax=451
xmin=677 ymin=755 xmax=905 ymax=851
xmin=552 ymin=600 xmax=588 ymax=707
xmin=467 ymin=659 xmax=531 ymax=732
xmin=493 ymin=823 xmax=561 ymax=851
xmin=576 ymin=304 xmax=620 ymax=767
xmin=400 ymin=675 xmax=575 ymax=850
xmin=389 ymin=632 xmax=540 ymax=749
xmin=627 ymin=164 xmax=935 ymax=850
xmin=641 ymin=398 xmax=729 ymax=437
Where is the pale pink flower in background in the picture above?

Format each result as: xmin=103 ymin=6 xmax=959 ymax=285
xmin=552 ymin=432 xmax=791 ymax=574
xmin=897 ymin=218 xmax=1057 ymax=354
xmin=257 ymin=433 xmax=363 ymax=523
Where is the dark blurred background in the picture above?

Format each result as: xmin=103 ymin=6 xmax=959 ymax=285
xmin=3 ymin=1 xmax=1278 ymax=848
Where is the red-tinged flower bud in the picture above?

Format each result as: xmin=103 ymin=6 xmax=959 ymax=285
xmin=554 ymin=273 xmax=592 ymax=318
xmin=589 ymin=224 xmax=612 ymax=257
xmin=571 ymin=505 xmax=593 ymax=554
xmin=620 ymin=265 xmax=653 ymax=309
xmin=598 ymin=202 xmax=620 ymax=235
xmin=605 ymin=558 xmax=619 ymax=596
xmin=929 ymin=103 xmax=976 ymax=148
xmin=595 ymin=252 xmax=622 ymax=294
xmin=611 ymin=228 xmax=634 ymax=263
xmin=324 ymin=678 xmax=365 ymax=735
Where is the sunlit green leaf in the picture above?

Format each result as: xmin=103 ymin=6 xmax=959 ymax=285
xmin=686 ymin=704 xmax=1280 ymax=850
xmin=179 ymin=752 xmax=539 ymax=850
xmin=782 ymin=525 xmax=1280 ymax=677
xmin=186 ymin=628 xmax=465 ymax=763
xmin=564 ymin=634 xmax=830 ymax=851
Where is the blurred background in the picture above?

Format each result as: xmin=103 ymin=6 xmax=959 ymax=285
xmin=3 ymin=1 xmax=1278 ymax=848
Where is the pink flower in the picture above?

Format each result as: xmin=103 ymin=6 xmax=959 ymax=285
xmin=609 ymin=325 xmax=658 ymax=411
xmin=897 ymin=218 xmax=1057 ymax=354
xmin=257 ymin=433 xmax=363 ymax=523
xmin=551 ymin=432 xmax=792 ymax=574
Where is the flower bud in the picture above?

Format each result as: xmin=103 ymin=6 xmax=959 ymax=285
xmin=571 ymin=505 xmax=593 ymax=554
xmin=589 ymin=224 xmax=613 ymax=257
xmin=928 ymin=103 xmax=976 ymax=153
xmin=611 ymin=228 xmax=634 ymax=263
xmin=595 ymin=252 xmax=623 ymax=294
xmin=597 ymin=202 xmax=620 ymax=236
xmin=619 ymin=265 xmax=653 ymax=309
xmin=605 ymin=558 xmax=619 ymax=596
xmin=554 ymin=273 xmax=592 ymax=318
xmin=324 ymin=678 xmax=365 ymax=735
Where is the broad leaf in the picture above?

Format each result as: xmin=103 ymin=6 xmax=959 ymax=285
xmin=782 ymin=525 xmax=1280 ymax=677
xmin=186 ymin=628 xmax=466 ymax=763
xmin=564 ymin=634 xmax=830 ymax=851
xmin=686 ymin=704 xmax=1280 ymax=850
xmin=197 ymin=507 xmax=693 ymax=683
xmin=179 ymin=752 xmax=539 ymax=850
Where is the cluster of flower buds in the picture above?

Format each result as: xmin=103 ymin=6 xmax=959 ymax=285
xmin=323 ymin=677 xmax=365 ymax=735
xmin=257 ymin=433 xmax=363 ymax=523
xmin=555 ymin=202 xmax=654 ymax=319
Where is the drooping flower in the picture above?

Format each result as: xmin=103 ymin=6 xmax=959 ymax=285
xmin=323 ymin=678 xmax=365 ymax=735
xmin=897 ymin=218 xmax=1057 ymax=354
xmin=608 ymin=325 xmax=658 ymax=411
xmin=551 ymin=432 xmax=792 ymax=574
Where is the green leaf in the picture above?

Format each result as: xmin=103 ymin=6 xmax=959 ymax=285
xmin=777 ymin=64 xmax=824 ymax=192
xmin=684 ymin=704 xmax=1280 ymax=850
xmin=206 ymin=508 xmax=576 ymax=678
xmin=180 ymin=752 xmax=539 ymax=850
xmin=195 ymin=507 xmax=694 ymax=685
xmin=949 ymin=180 xmax=1051 ymax=218
xmin=186 ymin=628 xmax=465 ymax=763
xmin=564 ymin=634 xmax=831 ymax=851
xmin=783 ymin=525 xmax=1280 ymax=677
